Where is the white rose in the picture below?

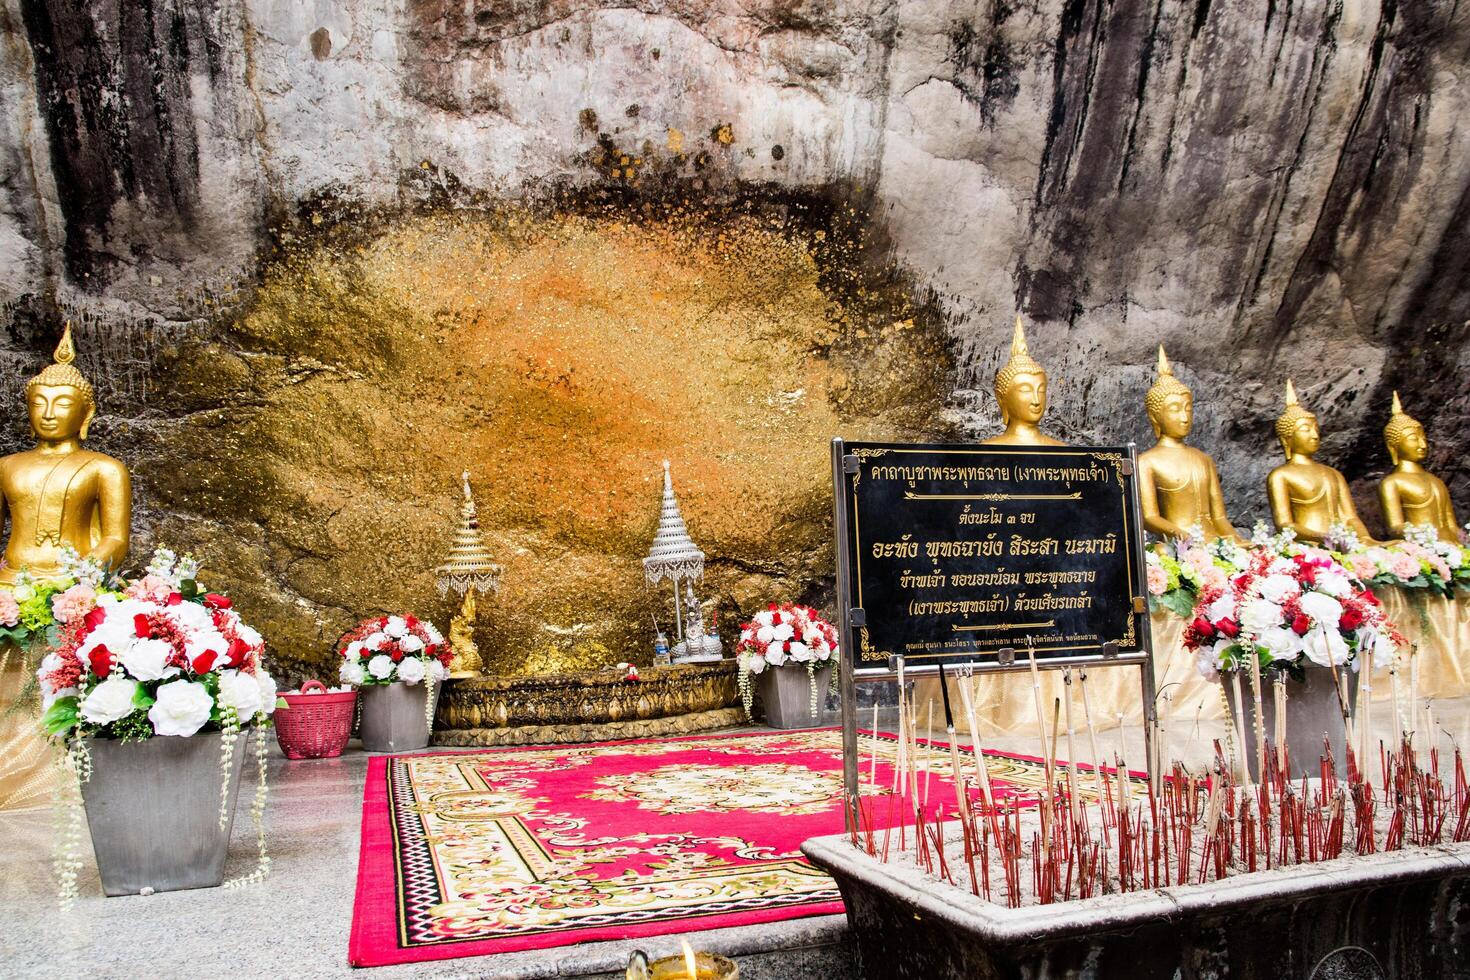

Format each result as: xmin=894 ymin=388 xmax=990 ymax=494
xmin=427 ymin=660 xmax=447 ymax=681
xmin=765 ymin=642 xmax=787 ymax=666
xmin=1302 ymin=626 xmax=1350 ymax=668
xmin=1258 ymin=626 xmax=1303 ymax=663
xmin=184 ymin=630 xmax=229 ymax=672
xmin=744 ymin=653 xmax=767 ymax=674
xmin=364 ymin=633 xmax=387 ymax=652
xmin=1195 ymin=646 xmax=1221 ymax=682
xmin=13 ymin=584 xmax=36 ymax=602
xmin=1239 ymin=598 xmax=1283 ymax=635
xmin=771 ymin=623 xmax=795 ymax=642
xmin=1257 ymin=575 xmax=1299 ymax=603
xmin=1206 ymin=593 xmax=1236 ymax=623
xmin=346 ymin=641 xmax=364 ymax=660
xmin=396 ymin=657 xmax=426 ymax=684
xmin=384 ymin=616 xmax=409 ymax=638
xmin=43 ymin=684 xmax=78 ymax=710
xmin=753 ymin=611 xmax=774 ymax=628
xmin=81 ymin=675 xmax=140 ymax=725
xmin=255 ymin=668 xmax=279 ymax=716
xmin=756 ymin=624 xmax=776 ymax=644
xmin=168 ymin=601 xmax=214 ymax=633
xmin=787 ymin=641 xmax=812 ymax=662
xmin=423 ymin=622 xmax=443 ymax=645
xmin=367 ymin=654 xmax=395 ymax=679
xmin=119 ymin=638 xmax=179 ymax=682
xmin=340 ymin=660 xmax=366 ymax=686
xmin=1267 ymin=558 xmax=1295 ymax=576
xmin=77 ymin=621 xmax=137 ymax=672
xmin=1298 ymin=591 xmax=1343 ymax=629
xmin=1315 ymin=572 xmax=1351 ymax=598
xmin=218 ymin=668 xmax=265 ymax=720
xmin=148 ymin=679 xmax=214 ymax=736
xmin=399 ymin=634 xmax=425 ymax=654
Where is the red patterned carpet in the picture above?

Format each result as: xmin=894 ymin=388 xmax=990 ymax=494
xmin=348 ymin=728 xmax=1072 ymax=967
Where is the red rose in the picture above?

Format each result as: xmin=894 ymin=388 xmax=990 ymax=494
xmin=1291 ymin=614 xmax=1311 ymax=636
xmin=768 ymin=602 xmax=778 ymax=611
xmin=134 ymin=614 xmax=152 ymax=639
xmin=405 ymin=614 xmax=418 ymax=629
xmin=1363 ymin=589 xmax=1381 ymax=607
xmin=1191 ymin=616 xmax=1216 ymax=639
xmin=192 ymin=650 xmax=220 ymax=674
xmin=203 ymin=593 xmax=233 ymax=610
xmin=82 ymin=606 xmax=107 ymax=635
xmin=89 ymin=644 xmax=113 ymax=679
xmin=226 ymin=637 xmax=251 ymax=668
xmin=1216 ymin=618 xmax=1240 ymax=638
xmin=1340 ymin=607 xmax=1364 ymax=631
xmin=165 ymin=592 xmax=184 ymax=606
xmin=390 ymin=647 xmax=404 ymax=663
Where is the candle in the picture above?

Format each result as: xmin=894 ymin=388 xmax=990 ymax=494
xmin=639 ymin=940 xmax=740 ymax=979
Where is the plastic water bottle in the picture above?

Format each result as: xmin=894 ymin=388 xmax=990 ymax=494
xmin=653 ymin=631 xmax=671 ymax=666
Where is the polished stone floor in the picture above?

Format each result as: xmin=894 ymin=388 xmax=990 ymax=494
xmin=3 ymin=700 xmax=1468 ymax=979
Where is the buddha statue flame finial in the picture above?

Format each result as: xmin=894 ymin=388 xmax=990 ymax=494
xmin=1275 ymin=379 xmax=1314 ymax=456
xmin=1383 ymin=390 xmax=1420 ymax=463
xmin=25 ymin=321 xmax=94 ymax=409
xmin=993 ymin=315 xmax=1044 ymax=406
xmin=1145 ymin=344 xmax=1191 ymax=418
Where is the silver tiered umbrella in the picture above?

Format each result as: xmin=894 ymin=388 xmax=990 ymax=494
xmin=642 ymin=460 xmax=705 ymax=643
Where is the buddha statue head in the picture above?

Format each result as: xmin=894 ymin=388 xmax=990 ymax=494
xmin=1383 ymin=391 xmax=1428 ymax=467
xmin=24 ymin=323 xmax=95 ymax=443
xmin=993 ymin=316 xmax=1048 ymax=428
xmin=1275 ymin=379 xmax=1319 ymax=459
xmin=1145 ymin=345 xmax=1193 ymax=440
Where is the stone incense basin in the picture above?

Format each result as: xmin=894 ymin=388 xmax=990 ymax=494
xmin=803 ymin=830 xmax=1470 ymax=979
xmin=434 ymin=661 xmax=740 ymax=746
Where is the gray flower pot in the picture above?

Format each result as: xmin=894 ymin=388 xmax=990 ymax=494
xmin=81 ymin=731 xmax=247 ymax=896
xmin=359 ymin=681 xmax=441 ymax=752
xmin=1223 ymin=665 xmax=1358 ymax=781
xmin=757 ymin=663 xmax=834 ymax=729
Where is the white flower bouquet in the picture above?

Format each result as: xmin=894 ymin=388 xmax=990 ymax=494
xmin=336 ymin=614 xmax=448 ymax=687
xmin=735 ymin=602 xmax=839 ymax=718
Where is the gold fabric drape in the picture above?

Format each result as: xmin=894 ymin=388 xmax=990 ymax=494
xmin=0 ymin=642 xmax=57 ymax=811
xmin=914 ymin=593 xmax=1470 ymax=741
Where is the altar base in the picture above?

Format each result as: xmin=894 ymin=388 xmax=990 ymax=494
xmin=434 ymin=661 xmax=740 ymax=746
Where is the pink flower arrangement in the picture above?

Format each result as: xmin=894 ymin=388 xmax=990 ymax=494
xmin=0 ymin=591 xmax=17 ymax=628
xmin=1146 ymin=563 xmax=1169 ymax=596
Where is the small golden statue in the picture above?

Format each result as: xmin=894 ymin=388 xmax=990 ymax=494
xmin=981 ymin=316 xmax=1065 ymax=446
xmin=1267 ymin=380 xmax=1379 ymax=546
xmin=436 ymin=472 xmax=501 ymax=677
xmin=1379 ymin=391 xmax=1460 ymax=542
xmin=1137 ymin=346 xmax=1242 ymax=543
xmin=0 ymin=324 xmax=131 ymax=585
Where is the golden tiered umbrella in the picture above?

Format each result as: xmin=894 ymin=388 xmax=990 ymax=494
xmin=436 ymin=472 xmax=502 ymax=676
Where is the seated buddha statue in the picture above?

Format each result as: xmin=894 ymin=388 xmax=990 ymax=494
xmin=1137 ymin=346 xmax=1243 ymax=543
xmin=1379 ymin=391 xmax=1460 ymax=542
xmin=0 ymin=324 xmax=131 ymax=585
xmin=1267 ymin=380 xmax=1379 ymax=547
xmin=981 ymin=317 xmax=1065 ymax=446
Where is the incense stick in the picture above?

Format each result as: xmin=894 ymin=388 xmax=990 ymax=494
xmin=957 ymin=670 xmax=993 ymax=807
xmin=1077 ymin=670 xmax=1109 ymax=810
xmin=1062 ymin=670 xmax=1083 ymax=825
xmin=1248 ymin=652 xmax=1268 ymax=785
xmin=870 ymin=701 xmax=879 ymax=788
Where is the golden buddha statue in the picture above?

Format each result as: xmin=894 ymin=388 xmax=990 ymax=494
xmin=1137 ymin=346 xmax=1243 ymax=543
xmin=1379 ymin=391 xmax=1460 ymax=542
xmin=981 ymin=316 xmax=1065 ymax=446
xmin=1267 ymin=380 xmax=1379 ymax=546
xmin=0 ymin=324 xmax=131 ymax=586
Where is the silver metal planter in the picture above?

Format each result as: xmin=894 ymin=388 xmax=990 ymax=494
xmin=81 ymin=731 xmax=247 ymax=896
xmin=359 ymin=681 xmax=441 ymax=752
xmin=1223 ymin=665 xmax=1357 ymax=780
xmin=757 ymin=664 xmax=834 ymax=730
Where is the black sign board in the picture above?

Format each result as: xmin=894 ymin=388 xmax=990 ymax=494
xmin=832 ymin=441 xmax=1150 ymax=670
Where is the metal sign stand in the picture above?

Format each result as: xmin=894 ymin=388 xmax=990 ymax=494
xmin=831 ymin=438 xmax=1159 ymax=830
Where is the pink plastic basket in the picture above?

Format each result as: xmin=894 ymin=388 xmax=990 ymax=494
xmin=274 ymin=680 xmax=357 ymax=759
